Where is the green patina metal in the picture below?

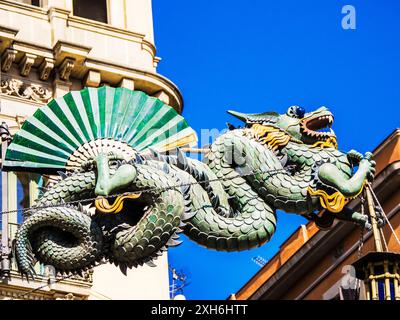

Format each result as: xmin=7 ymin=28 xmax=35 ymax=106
xmin=4 ymin=88 xmax=376 ymax=277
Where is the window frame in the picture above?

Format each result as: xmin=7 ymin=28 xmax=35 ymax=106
xmin=71 ymin=0 xmax=110 ymax=24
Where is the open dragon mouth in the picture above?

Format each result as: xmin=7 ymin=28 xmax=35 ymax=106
xmin=95 ymin=193 xmax=142 ymax=214
xmin=94 ymin=193 xmax=150 ymax=230
xmin=301 ymin=113 xmax=336 ymax=143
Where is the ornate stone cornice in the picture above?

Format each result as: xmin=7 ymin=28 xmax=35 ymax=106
xmin=19 ymin=52 xmax=37 ymax=77
xmin=39 ymin=57 xmax=55 ymax=81
xmin=0 ymin=25 xmax=18 ymax=52
xmin=59 ymin=57 xmax=75 ymax=81
xmin=84 ymin=69 xmax=101 ymax=87
xmin=0 ymin=288 xmax=48 ymax=300
xmin=0 ymin=1 xmax=183 ymax=112
xmin=0 ymin=286 xmax=87 ymax=300
xmin=0 ymin=77 xmax=52 ymax=103
xmin=1 ymin=48 xmax=17 ymax=72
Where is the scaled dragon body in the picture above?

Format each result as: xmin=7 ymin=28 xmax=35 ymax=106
xmin=5 ymin=88 xmax=375 ymax=277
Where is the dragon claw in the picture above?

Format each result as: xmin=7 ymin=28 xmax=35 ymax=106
xmin=364 ymin=152 xmax=373 ymax=161
xmin=354 ymin=212 xmax=372 ymax=230
xmin=347 ymin=149 xmax=363 ymax=164
xmin=364 ymin=222 xmax=372 ymax=231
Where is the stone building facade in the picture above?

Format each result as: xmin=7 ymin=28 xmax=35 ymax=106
xmin=0 ymin=0 xmax=181 ymax=299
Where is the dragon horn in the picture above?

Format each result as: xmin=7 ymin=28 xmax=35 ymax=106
xmin=227 ymin=110 xmax=279 ymax=124
xmin=226 ymin=110 xmax=248 ymax=122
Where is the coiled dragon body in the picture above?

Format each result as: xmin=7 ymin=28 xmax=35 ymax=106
xmin=4 ymin=86 xmax=374 ymax=278
xmin=13 ymin=104 xmax=376 ymax=278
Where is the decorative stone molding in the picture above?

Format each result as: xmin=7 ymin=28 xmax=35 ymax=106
xmin=1 ymin=48 xmax=17 ymax=72
xmin=0 ymin=78 xmax=52 ymax=103
xmin=65 ymin=293 xmax=75 ymax=300
xmin=153 ymin=56 xmax=161 ymax=68
xmin=0 ymin=26 xmax=19 ymax=54
xmin=19 ymin=53 xmax=37 ymax=77
xmin=39 ymin=57 xmax=55 ymax=81
xmin=53 ymin=40 xmax=91 ymax=67
xmin=66 ymin=269 xmax=93 ymax=284
xmin=119 ymin=78 xmax=135 ymax=90
xmin=154 ymin=90 xmax=170 ymax=105
xmin=52 ymin=77 xmax=72 ymax=98
xmin=84 ymin=70 xmax=101 ymax=87
xmin=0 ymin=289 xmax=47 ymax=300
xmin=53 ymin=292 xmax=77 ymax=300
xmin=59 ymin=57 xmax=75 ymax=81
xmin=83 ymin=58 xmax=183 ymax=112
xmin=0 ymin=114 xmax=27 ymax=135
xmin=0 ymin=0 xmax=184 ymax=112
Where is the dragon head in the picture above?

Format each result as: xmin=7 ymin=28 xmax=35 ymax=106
xmin=228 ymin=106 xmax=337 ymax=148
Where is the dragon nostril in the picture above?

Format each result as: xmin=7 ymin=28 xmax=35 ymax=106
xmin=96 ymin=164 xmax=137 ymax=197
xmin=93 ymin=153 xmax=138 ymax=197
xmin=95 ymin=185 xmax=107 ymax=197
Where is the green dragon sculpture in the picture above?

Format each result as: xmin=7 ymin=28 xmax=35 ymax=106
xmin=3 ymin=87 xmax=376 ymax=278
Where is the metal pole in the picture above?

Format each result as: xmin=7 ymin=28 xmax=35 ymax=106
xmin=367 ymin=181 xmax=400 ymax=246
xmin=171 ymin=268 xmax=177 ymax=299
xmin=0 ymin=122 xmax=10 ymax=276
xmin=180 ymin=147 xmax=210 ymax=154
xmin=365 ymin=186 xmax=383 ymax=252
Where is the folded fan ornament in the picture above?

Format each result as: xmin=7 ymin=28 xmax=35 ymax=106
xmin=4 ymin=87 xmax=376 ymax=277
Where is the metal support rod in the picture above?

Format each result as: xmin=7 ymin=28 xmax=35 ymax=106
xmin=0 ymin=122 xmax=11 ymax=276
xmin=180 ymin=147 xmax=210 ymax=154
xmin=365 ymin=186 xmax=383 ymax=252
xmin=367 ymin=181 xmax=400 ymax=247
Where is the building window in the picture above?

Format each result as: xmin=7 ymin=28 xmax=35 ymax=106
xmin=73 ymin=0 xmax=108 ymax=23
xmin=15 ymin=0 xmax=40 ymax=6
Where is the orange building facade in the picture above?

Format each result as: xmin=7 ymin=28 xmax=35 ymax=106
xmin=232 ymin=129 xmax=400 ymax=300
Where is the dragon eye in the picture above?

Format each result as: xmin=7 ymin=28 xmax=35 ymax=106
xmin=109 ymin=160 xmax=119 ymax=167
xmin=287 ymin=106 xmax=305 ymax=118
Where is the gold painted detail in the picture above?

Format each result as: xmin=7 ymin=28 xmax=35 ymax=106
xmin=310 ymin=136 xmax=338 ymax=149
xmin=95 ymin=193 xmax=141 ymax=214
xmin=248 ymin=124 xmax=291 ymax=151
xmin=158 ymin=133 xmax=198 ymax=153
xmin=307 ymin=187 xmax=346 ymax=213
xmin=307 ymin=182 xmax=365 ymax=213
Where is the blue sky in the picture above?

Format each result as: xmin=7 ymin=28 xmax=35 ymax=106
xmin=153 ymin=0 xmax=400 ymax=299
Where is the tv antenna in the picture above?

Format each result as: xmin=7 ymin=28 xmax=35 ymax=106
xmin=169 ymin=266 xmax=189 ymax=300
xmin=252 ymin=255 xmax=267 ymax=267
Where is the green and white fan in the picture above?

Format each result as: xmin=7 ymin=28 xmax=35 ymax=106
xmin=3 ymin=87 xmax=197 ymax=173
